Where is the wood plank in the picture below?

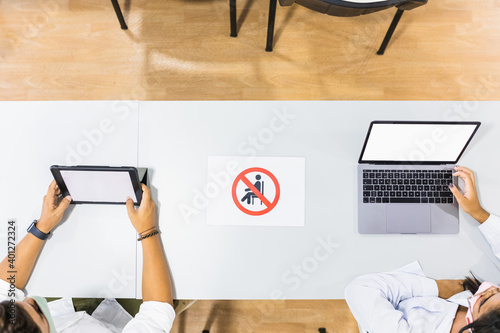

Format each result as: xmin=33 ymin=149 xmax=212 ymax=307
xmin=171 ymin=300 xmax=359 ymax=333
xmin=0 ymin=0 xmax=499 ymax=100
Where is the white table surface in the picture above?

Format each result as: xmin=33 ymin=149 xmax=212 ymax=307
xmin=139 ymin=101 xmax=500 ymax=299
xmin=2 ymin=101 xmax=500 ymax=300
xmin=0 ymin=101 xmax=139 ymax=298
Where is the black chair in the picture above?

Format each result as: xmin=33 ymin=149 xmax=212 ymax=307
xmin=269 ymin=0 xmax=427 ymax=54
xmin=111 ymin=0 xmax=128 ymax=29
xmin=229 ymin=0 xmax=427 ymax=54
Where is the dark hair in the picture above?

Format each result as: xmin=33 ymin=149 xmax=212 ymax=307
xmin=459 ymin=274 xmax=500 ymax=333
xmin=463 ymin=273 xmax=483 ymax=294
xmin=459 ymin=308 xmax=500 ymax=333
xmin=0 ymin=300 xmax=42 ymax=333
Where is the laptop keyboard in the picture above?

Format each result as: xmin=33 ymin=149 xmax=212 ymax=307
xmin=362 ymin=169 xmax=454 ymax=204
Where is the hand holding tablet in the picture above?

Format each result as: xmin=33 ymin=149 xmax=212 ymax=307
xmin=50 ymin=165 xmax=147 ymax=205
xmin=126 ymin=184 xmax=157 ymax=235
xmin=36 ymin=180 xmax=73 ymax=233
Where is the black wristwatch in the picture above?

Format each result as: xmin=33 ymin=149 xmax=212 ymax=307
xmin=27 ymin=220 xmax=51 ymax=240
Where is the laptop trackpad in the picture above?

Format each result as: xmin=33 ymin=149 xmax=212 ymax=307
xmin=386 ymin=205 xmax=431 ymax=233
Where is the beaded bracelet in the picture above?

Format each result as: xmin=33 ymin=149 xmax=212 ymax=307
xmin=137 ymin=229 xmax=159 ymax=241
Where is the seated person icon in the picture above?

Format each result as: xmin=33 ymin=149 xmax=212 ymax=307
xmin=240 ymin=174 xmax=264 ymax=205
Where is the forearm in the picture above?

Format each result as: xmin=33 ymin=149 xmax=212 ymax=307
xmin=435 ymin=279 xmax=464 ymax=299
xmin=471 ymin=207 xmax=490 ymax=224
xmin=0 ymin=181 xmax=70 ymax=289
xmin=0 ymin=233 xmax=45 ymax=289
xmin=141 ymin=235 xmax=173 ymax=306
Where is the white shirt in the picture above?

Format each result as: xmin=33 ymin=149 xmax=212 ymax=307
xmin=345 ymin=214 xmax=500 ymax=333
xmin=0 ymin=282 xmax=175 ymax=332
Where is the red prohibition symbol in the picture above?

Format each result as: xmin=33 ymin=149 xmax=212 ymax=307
xmin=232 ymin=167 xmax=280 ymax=216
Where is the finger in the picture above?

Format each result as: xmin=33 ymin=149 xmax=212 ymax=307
xmin=126 ymin=197 xmax=136 ymax=216
xmin=47 ymin=180 xmax=57 ymax=196
xmin=55 ymin=195 xmax=72 ymax=214
xmin=141 ymin=184 xmax=152 ymax=201
xmin=46 ymin=187 xmax=59 ymax=208
xmin=448 ymin=183 xmax=465 ymax=204
xmin=453 ymin=171 xmax=475 ymax=192
xmin=455 ymin=166 xmax=475 ymax=185
xmin=452 ymin=170 xmax=470 ymax=183
xmin=455 ymin=166 xmax=472 ymax=173
xmin=456 ymin=167 xmax=474 ymax=183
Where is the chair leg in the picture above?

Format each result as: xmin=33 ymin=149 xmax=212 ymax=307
xmin=111 ymin=0 xmax=128 ymax=30
xmin=377 ymin=8 xmax=404 ymax=55
xmin=230 ymin=0 xmax=237 ymax=37
xmin=266 ymin=0 xmax=278 ymax=51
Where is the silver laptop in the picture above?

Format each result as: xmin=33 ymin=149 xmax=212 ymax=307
xmin=358 ymin=121 xmax=481 ymax=234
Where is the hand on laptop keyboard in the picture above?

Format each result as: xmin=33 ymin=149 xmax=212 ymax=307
xmin=449 ymin=166 xmax=490 ymax=223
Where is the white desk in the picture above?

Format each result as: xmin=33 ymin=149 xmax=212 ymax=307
xmin=139 ymin=101 xmax=500 ymax=299
xmin=1 ymin=101 xmax=500 ymax=300
xmin=0 ymin=101 xmax=139 ymax=298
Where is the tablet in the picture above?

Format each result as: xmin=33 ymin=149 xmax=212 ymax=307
xmin=50 ymin=165 xmax=144 ymax=205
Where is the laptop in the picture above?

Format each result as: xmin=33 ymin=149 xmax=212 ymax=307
xmin=358 ymin=121 xmax=481 ymax=234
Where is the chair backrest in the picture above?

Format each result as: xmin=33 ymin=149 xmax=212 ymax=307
xmin=279 ymin=0 xmax=427 ymax=16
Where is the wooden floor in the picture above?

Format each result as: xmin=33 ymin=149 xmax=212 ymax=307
xmin=171 ymin=300 xmax=358 ymax=333
xmin=1 ymin=0 xmax=500 ymax=331
xmin=1 ymin=0 xmax=499 ymax=101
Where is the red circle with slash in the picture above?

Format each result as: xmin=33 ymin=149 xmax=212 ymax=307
xmin=232 ymin=167 xmax=280 ymax=216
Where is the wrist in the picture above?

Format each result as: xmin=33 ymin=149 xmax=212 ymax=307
xmin=27 ymin=220 xmax=52 ymax=241
xmin=138 ymin=225 xmax=157 ymax=235
xmin=473 ymin=208 xmax=490 ymax=224
xmin=137 ymin=229 xmax=160 ymax=242
xmin=36 ymin=218 xmax=53 ymax=233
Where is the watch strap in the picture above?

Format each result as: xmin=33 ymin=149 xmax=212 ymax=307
xmin=27 ymin=220 xmax=51 ymax=240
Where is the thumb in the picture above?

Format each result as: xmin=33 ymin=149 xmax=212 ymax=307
xmin=56 ymin=195 xmax=72 ymax=214
xmin=126 ymin=197 xmax=136 ymax=217
xmin=449 ymin=183 xmax=465 ymax=204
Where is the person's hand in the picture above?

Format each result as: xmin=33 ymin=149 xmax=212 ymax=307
xmin=126 ymin=184 xmax=157 ymax=235
xmin=449 ymin=166 xmax=490 ymax=223
xmin=37 ymin=180 xmax=72 ymax=233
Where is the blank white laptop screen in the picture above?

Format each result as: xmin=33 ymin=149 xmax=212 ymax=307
xmin=361 ymin=123 xmax=478 ymax=162
xmin=60 ymin=170 xmax=137 ymax=202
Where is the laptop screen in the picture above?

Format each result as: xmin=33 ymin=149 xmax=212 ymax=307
xmin=359 ymin=121 xmax=481 ymax=164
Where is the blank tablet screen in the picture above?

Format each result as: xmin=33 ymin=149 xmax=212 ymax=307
xmin=60 ymin=170 xmax=137 ymax=203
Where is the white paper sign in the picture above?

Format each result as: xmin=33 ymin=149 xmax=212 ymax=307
xmin=206 ymin=156 xmax=305 ymax=227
